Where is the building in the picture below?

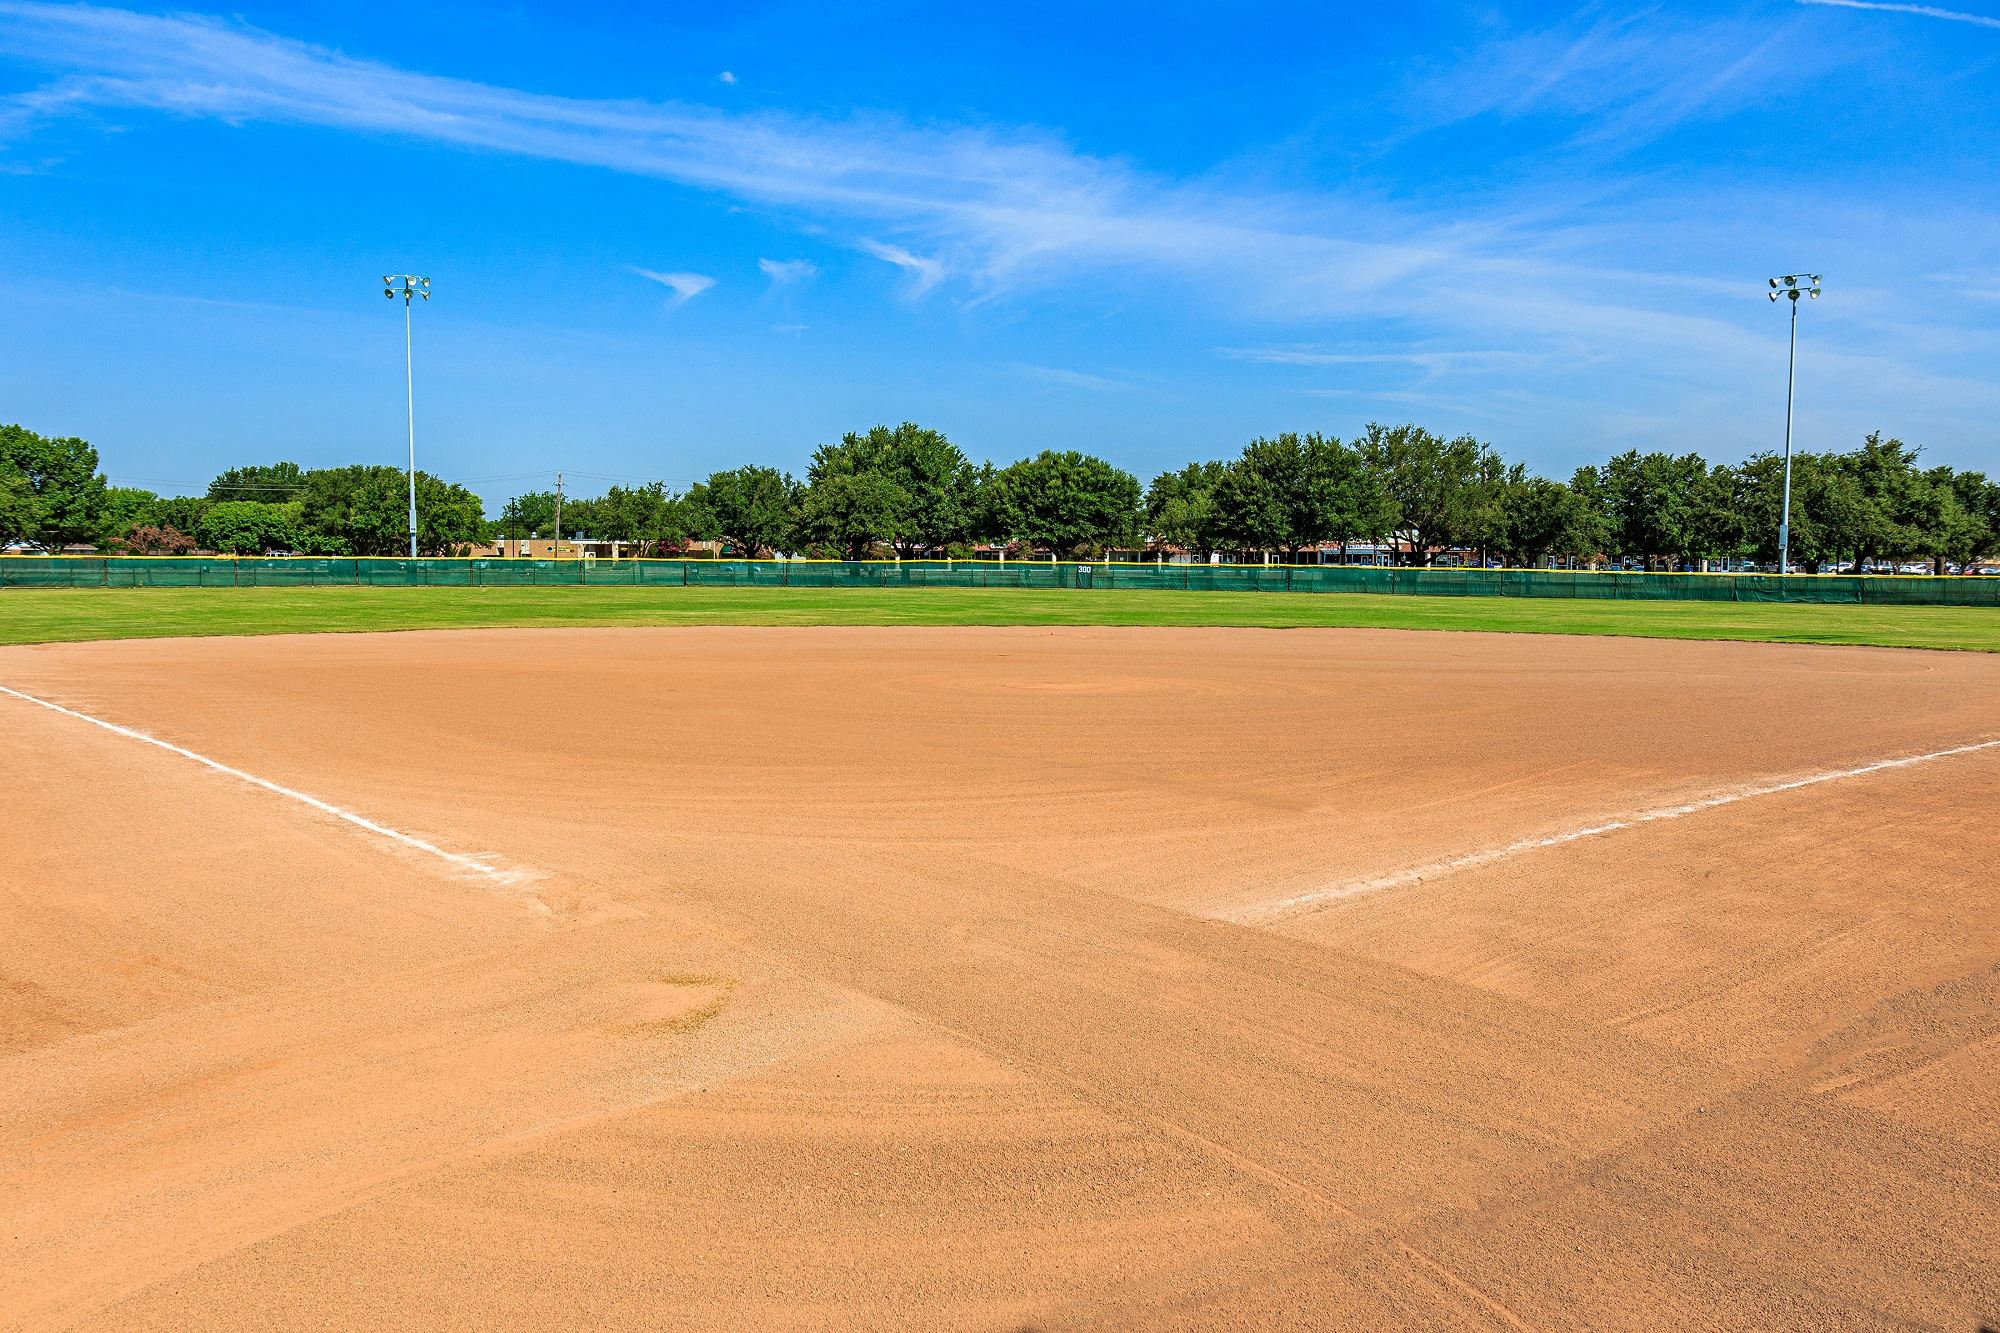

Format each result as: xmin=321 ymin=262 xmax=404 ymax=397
xmin=469 ymin=537 xmax=724 ymax=560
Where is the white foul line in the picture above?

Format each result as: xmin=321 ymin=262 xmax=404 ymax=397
xmin=0 ymin=683 xmax=525 ymax=885
xmin=1236 ymin=737 xmax=2000 ymax=923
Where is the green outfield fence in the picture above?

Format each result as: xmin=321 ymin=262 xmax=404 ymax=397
xmin=3 ymin=556 xmax=1998 ymax=605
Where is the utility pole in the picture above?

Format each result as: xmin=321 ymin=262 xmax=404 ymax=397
xmin=553 ymin=471 xmax=564 ymax=559
xmin=382 ymin=276 xmax=430 ymax=559
xmin=1767 ymin=273 xmax=1821 ymax=575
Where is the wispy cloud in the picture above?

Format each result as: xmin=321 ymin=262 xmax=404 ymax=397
xmin=757 ymin=257 xmax=817 ymax=284
xmin=631 ymin=267 xmax=715 ymax=303
xmin=718 ymin=70 xmax=738 ymax=85
xmin=856 ymin=239 xmax=945 ymax=293
xmin=1012 ymin=363 xmax=1122 ymax=390
xmin=1409 ymin=11 xmax=1816 ymax=149
xmin=1297 ymin=386 xmax=1537 ymax=426
xmin=1797 ymin=0 xmax=2000 ymax=29
xmin=1217 ymin=347 xmax=1532 ymax=375
xmin=1925 ymin=267 xmax=2000 ymax=299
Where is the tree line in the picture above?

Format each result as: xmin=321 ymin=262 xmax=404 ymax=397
xmin=5 ymin=418 xmax=1997 ymax=571
xmin=489 ymin=421 xmax=2000 ymax=573
xmin=0 ymin=426 xmax=487 ymax=556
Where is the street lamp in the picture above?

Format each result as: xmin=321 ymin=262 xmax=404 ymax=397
xmin=1767 ymin=272 xmax=1821 ymax=575
xmin=383 ymin=274 xmax=431 ymax=559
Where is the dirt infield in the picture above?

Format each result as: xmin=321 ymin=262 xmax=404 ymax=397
xmin=3 ymin=626 xmax=1997 ymax=1329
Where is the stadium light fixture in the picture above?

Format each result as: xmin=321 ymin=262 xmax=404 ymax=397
xmin=383 ymin=275 xmax=431 ymax=559
xmin=1767 ymin=273 xmax=1821 ymax=576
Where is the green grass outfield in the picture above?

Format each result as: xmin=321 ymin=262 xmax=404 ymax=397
xmin=0 ymin=584 xmax=1996 ymax=651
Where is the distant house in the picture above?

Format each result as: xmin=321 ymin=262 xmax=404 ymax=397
xmin=467 ymin=536 xmax=724 ymax=560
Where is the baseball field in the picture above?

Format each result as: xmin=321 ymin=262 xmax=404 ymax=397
xmin=3 ymin=591 xmax=1997 ymax=1328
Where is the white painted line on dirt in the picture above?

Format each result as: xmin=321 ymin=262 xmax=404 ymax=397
xmin=1236 ymin=737 xmax=2000 ymax=923
xmin=0 ymin=683 xmax=529 ymax=886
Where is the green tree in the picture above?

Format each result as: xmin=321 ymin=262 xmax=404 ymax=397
xmin=1144 ymin=460 xmax=1227 ymax=554
xmin=1593 ymin=451 xmax=1715 ymax=569
xmin=1496 ymin=476 xmax=1608 ymax=566
xmin=0 ymin=423 xmax=109 ymax=551
xmin=598 ymin=482 xmax=691 ymax=556
xmin=554 ymin=495 xmax=605 ymax=540
xmin=496 ymin=491 xmax=606 ymax=543
xmin=1689 ymin=463 xmax=1745 ymax=567
xmin=498 ymin=491 xmax=559 ymax=540
xmin=1734 ymin=452 xmax=1864 ymax=573
xmin=207 ymin=462 xmax=306 ymax=502
xmin=1353 ymin=423 xmax=1501 ymax=565
xmin=970 ymin=462 xmax=1006 ymax=548
xmin=1467 ymin=453 xmax=1517 ymax=562
xmin=1907 ymin=467 xmax=1980 ymax=575
xmin=1835 ymin=432 xmax=1929 ymax=570
xmin=1937 ymin=469 xmax=2000 ymax=569
xmin=990 ymin=450 xmax=1140 ymax=556
xmin=97 ymin=486 xmax=162 ymax=547
xmin=1970 ymin=475 xmax=2000 ymax=559
xmin=153 ymin=496 xmax=212 ymax=539
xmin=1208 ymin=457 xmax=1287 ymax=558
xmin=197 ymin=500 xmax=300 ymax=554
xmin=1209 ymin=433 xmax=1394 ymax=562
xmin=415 ymin=475 xmax=489 ymax=554
xmin=1567 ymin=465 xmax=1613 ymax=565
xmin=0 ymin=460 xmax=37 ymax=546
xmin=295 ymin=466 xmax=486 ymax=556
xmin=685 ymin=466 xmax=797 ymax=557
xmin=792 ymin=472 xmax=908 ymax=559
xmin=810 ymin=422 xmax=978 ymax=557
xmin=1586 ymin=451 xmax=1742 ymax=569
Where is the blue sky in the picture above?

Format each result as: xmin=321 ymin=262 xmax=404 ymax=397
xmin=2 ymin=0 xmax=1997 ymax=506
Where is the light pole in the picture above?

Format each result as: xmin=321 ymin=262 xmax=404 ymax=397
xmin=383 ymin=274 xmax=431 ymax=558
xmin=1767 ymin=272 xmax=1820 ymax=575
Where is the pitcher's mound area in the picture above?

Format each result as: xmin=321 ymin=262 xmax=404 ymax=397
xmin=3 ymin=626 xmax=1997 ymax=1329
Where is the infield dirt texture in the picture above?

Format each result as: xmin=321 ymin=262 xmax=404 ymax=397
xmin=4 ymin=625 xmax=1998 ymax=1328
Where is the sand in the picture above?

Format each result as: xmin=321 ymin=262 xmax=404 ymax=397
xmin=2 ymin=626 xmax=1996 ymax=1329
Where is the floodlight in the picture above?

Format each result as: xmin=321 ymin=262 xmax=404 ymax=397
xmin=1767 ymin=271 xmax=1823 ymax=577
xmin=380 ymin=274 xmax=433 ymax=559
